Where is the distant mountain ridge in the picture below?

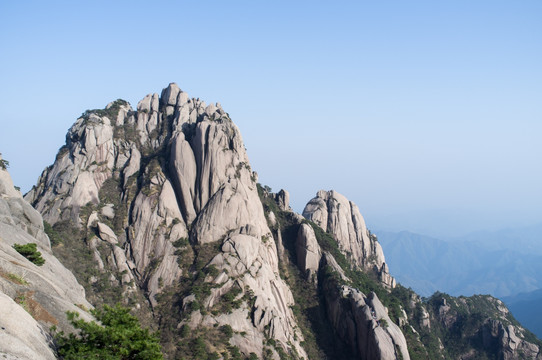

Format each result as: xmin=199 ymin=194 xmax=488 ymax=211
xmin=378 ymin=229 xmax=542 ymax=298
xmin=378 ymin=228 xmax=542 ymax=340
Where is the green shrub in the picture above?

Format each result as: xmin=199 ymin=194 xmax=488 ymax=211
xmin=54 ymin=304 xmax=163 ymax=359
xmin=43 ymin=221 xmax=62 ymax=246
xmin=180 ymin=324 xmax=190 ymax=338
xmin=173 ymin=237 xmax=189 ymax=248
xmin=7 ymin=272 xmax=28 ymax=285
xmin=220 ymin=324 xmax=233 ymax=338
xmin=0 ymin=153 xmax=9 ymax=170
xmin=13 ymin=243 xmax=45 ymax=266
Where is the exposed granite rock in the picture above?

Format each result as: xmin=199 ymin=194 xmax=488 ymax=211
xmin=0 ymin=292 xmax=56 ymax=360
xmin=296 ymin=223 xmax=321 ymax=283
xmin=430 ymin=294 xmax=542 ymax=360
xmin=498 ymin=323 xmax=541 ymax=360
xmin=97 ymin=222 xmax=118 ymax=244
xmin=274 ymin=189 xmax=290 ymax=211
xmin=0 ymin=165 xmax=92 ymax=359
xmin=25 ymin=83 xmax=307 ymax=359
xmin=303 ymin=190 xmax=395 ymax=288
xmin=322 ymin=278 xmax=410 ymax=360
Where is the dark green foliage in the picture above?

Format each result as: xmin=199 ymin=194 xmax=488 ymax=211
xmin=98 ymin=177 xmax=126 ymax=234
xmin=422 ymin=292 xmax=542 ymax=358
xmin=0 ymin=154 xmax=10 ymax=170
xmin=49 ymin=220 xmax=128 ymax=306
xmin=173 ymin=237 xmax=189 ymax=248
xmin=192 ymin=336 xmax=207 ymax=359
xmin=179 ymin=324 xmax=190 ymax=338
xmin=13 ymin=243 xmax=45 ymax=266
xmin=220 ymin=324 xmax=233 ymax=338
xmin=54 ymin=304 xmax=163 ymax=359
xmin=81 ymin=99 xmax=129 ymax=121
xmin=43 ymin=221 xmax=62 ymax=246
xmin=171 ymin=325 xmax=242 ymax=360
xmin=228 ymin=345 xmax=242 ymax=360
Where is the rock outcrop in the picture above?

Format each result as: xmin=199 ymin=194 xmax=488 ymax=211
xmin=320 ymin=252 xmax=410 ymax=360
xmin=0 ymin=157 xmax=92 ymax=359
xmin=25 ymin=84 xmax=306 ymax=359
xmin=323 ymin=284 xmax=410 ymax=360
xmin=296 ymin=223 xmax=321 ymax=284
xmin=303 ymin=190 xmax=395 ymax=288
xmin=429 ymin=294 xmax=542 ymax=360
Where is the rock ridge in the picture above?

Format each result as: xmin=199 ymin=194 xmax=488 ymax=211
xmin=303 ymin=189 xmax=395 ymax=288
xmin=25 ymin=83 xmax=306 ymax=359
xmin=0 ymin=158 xmax=92 ymax=359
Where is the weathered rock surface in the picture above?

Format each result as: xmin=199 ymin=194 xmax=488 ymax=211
xmin=0 ymin=163 xmax=92 ymax=359
xmin=323 ymin=282 xmax=410 ymax=360
xmin=26 ymin=83 xmax=307 ymax=359
xmin=315 ymin=247 xmax=410 ymax=360
xmin=296 ymin=223 xmax=321 ymax=283
xmin=303 ymin=190 xmax=395 ymax=288
xmin=0 ymin=292 xmax=55 ymax=360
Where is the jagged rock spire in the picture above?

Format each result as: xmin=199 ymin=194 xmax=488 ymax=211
xmin=24 ymin=83 xmax=307 ymax=359
xmin=303 ymin=189 xmax=395 ymax=288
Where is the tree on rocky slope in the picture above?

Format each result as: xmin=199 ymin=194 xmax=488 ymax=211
xmin=54 ymin=304 xmax=163 ymax=360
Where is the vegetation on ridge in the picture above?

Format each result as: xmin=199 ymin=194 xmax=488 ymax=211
xmin=53 ymin=304 xmax=163 ymax=360
xmin=0 ymin=153 xmax=9 ymax=170
xmin=13 ymin=243 xmax=45 ymax=266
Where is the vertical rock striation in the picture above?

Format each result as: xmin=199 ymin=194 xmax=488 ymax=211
xmin=303 ymin=190 xmax=395 ymax=288
xmin=25 ymin=83 xmax=306 ymax=359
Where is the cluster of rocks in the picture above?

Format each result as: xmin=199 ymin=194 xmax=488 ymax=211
xmin=25 ymin=84 xmax=307 ymax=359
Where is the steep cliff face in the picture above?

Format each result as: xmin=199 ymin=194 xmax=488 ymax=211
xmin=303 ymin=190 xmax=395 ymax=288
xmin=300 ymin=193 xmax=408 ymax=359
xmin=258 ymin=187 xmax=411 ymax=360
xmin=25 ymin=84 xmax=306 ymax=359
xmin=260 ymin=185 xmax=541 ymax=360
xmin=0 ymin=157 xmax=92 ymax=359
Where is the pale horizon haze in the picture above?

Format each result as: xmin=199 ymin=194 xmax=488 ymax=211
xmin=1 ymin=1 xmax=541 ymax=238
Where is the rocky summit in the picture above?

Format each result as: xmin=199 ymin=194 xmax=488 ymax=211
xmin=0 ymin=83 xmax=538 ymax=359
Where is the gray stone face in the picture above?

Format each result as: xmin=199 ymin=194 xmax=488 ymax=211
xmin=321 ymin=267 xmax=411 ymax=360
xmin=303 ymin=189 xmax=395 ymax=288
xmin=0 ymin=292 xmax=56 ymax=360
xmin=274 ymin=189 xmax=290 ymax=211
xmin=296 ymin=223 xmax=321 ymax=283
xmin=0 ymin=165 xmax=92 ymax=359
xmin=318 ymin=251 xmax=409 ymax=360
xmin=25 ymin=83 xmax=307 ymax=359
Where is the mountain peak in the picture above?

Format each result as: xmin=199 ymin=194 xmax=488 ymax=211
xmin=303 ymin=189 xmax=395 ymax=288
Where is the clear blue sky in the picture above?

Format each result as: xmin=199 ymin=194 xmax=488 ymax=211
xmin=1 ymin=1 xmax=541 ymax=237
